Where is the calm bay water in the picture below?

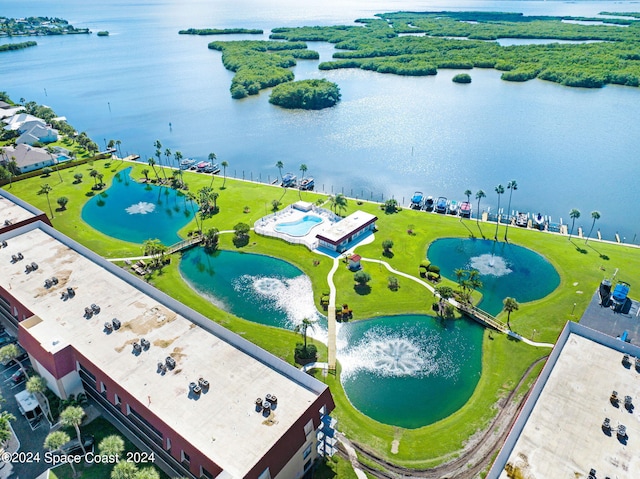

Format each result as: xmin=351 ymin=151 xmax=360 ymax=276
xmin=3 ymin=0 xmax=640 ymax=241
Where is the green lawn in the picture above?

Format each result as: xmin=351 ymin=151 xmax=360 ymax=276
xmin=5 ymin=160 xmax=640 ymax=469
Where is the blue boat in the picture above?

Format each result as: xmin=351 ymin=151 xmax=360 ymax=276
xmin=281 ymin=173 xmax=297 ymax=187
xmin=410 ymin=191 xmax=424 ymax=209
xmin=435 ymin=196 xmax=448 ymax=214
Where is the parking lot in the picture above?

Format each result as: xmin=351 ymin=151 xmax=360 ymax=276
xmin=0 ymin=329 xmax=50 ymax=479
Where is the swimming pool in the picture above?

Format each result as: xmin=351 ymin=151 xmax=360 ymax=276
xmin=274 ymin=214 xmax=323 ymax=237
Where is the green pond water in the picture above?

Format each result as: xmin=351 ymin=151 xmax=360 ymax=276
xmin=179 ymin=248 xmax=484 ymax=428
xmin=81 ymin=167 xmax=196 ymax=245
xmin=427 ymin=238 xmax=560 ymax=316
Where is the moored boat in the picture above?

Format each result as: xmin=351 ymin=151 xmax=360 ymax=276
xmin=448 ymin=200 xmax=459 ymax=215
xmin=515 ymin=212 xmax=528 ymax=227
xmin=410 ymin=191 xmax=424 ymax=209
xmin=459 ymin=201 xmax=472 ymax=217
xmin=281 ymin=173 xmax=297 ymax=187
xmin=179 ymin=158 xmax=196 ymax=170
xmin=534 ymin=212 xmax=545 ymax=230
xmin=299 ymin=177 xmax=315 ymax=190
xmin=424 ymin=196 xmax=434 ymax=211
xmin=435 ymin=196 xmax=447 ymax=214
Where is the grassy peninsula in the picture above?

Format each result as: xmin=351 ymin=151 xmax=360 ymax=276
xmin=6 ymin=159 xmax=640 ymax=471
xmin=204 ymin=10 xmax=640 ymax=97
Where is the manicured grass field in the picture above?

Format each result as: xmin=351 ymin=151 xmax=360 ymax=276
xmin=6 ymin=159 xmax=640 ymax=468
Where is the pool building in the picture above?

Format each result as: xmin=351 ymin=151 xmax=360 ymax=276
xmin=0 ymin=218 xmax=336 ymax=479
xmin=255 ymin=201 xmax=377 ymax=252
xmin=487 ymin=321 xmax=640 ymax=479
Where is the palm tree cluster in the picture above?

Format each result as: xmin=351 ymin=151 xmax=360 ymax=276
xmin=142 ymin=238 xmax=168 ymax=269
xmin=329 ymin=193 xmax=348 ymax=215
xmin=453 ymin=268 xmax=483 ymax=304
xmin=196 ymin=186 xmax=219 ymax=218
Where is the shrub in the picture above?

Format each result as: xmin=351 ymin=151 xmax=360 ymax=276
xmin=295 ymin=343 xmax=317 ymax=362
xmin=452 ymin=73 xmax=472 ymax=83
xmin=427 ymin=264 xmax=440 ymax=274
xmin=382 ymin=239 xmax=394 ymax=251
xmin=388 ymin=276 xmax=399 ymax=291
xmin=354 ymin=271 xmax=372 ymax=285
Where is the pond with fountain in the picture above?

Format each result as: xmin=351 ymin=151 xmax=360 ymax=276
xmin=81 ymin=167 xmax=197 ymax=246
xmin=427 ymin=238 xmax=561 ymax=316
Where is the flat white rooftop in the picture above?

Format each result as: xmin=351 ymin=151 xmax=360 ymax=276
xmin=0 ymin=190 xmax=39 ymax=227
xmin=494 ymin=325 xmax=640 ymax=479
xmin=315 ymin=210 xmax=376 ymax=245
xmin=0 ymin=224 xmax=327 ymax=477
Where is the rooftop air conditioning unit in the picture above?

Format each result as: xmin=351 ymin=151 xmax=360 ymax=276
xmin=140 ymin=338 xmax=150 ymax=350
xmin=165 ymin=356 xmax=176 ymax=370
xmin=132 ymin=342 xmax=142 ymax=353
xmin=112 ymin=318 xmax=121 ymax=330
xmin=104 ymin=322 xmax=113 ymax=332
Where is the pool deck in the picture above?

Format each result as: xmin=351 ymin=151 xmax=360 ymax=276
xmin=254 ymin=204 xmax=340 ymax=250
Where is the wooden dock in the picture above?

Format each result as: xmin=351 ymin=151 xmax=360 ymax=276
xmin=167 ymin=235 xmax=203 ymax=255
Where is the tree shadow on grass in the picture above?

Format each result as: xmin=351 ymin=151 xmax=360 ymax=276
xmin=569 ymin=239 xmax=588 ymax=254
xmin=586 ymin=242 xmax=610 ymax=260
xmin=354 ymin=284 xmax=371 ymax=295
xmin=382 ymin=250 xmax=394 ymax=259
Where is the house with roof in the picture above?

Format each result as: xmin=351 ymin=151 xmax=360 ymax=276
xmin=1 ymin=144 xmax=55 ymax=173
xmin=2 ymin=112 xmax=42 ymax=131
xmin=15 ymin=122 xmax=58 ymax=145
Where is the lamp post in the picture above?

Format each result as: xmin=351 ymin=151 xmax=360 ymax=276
xmin=571 ymin=303 xmax=577 ymax=316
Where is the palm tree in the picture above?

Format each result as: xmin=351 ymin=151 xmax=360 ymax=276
xmin=134 ymin=467 xmax=161 ymax=479
xmin=494 ymin=184 xmax=505 ymax=240
xmin=141 ymin=168 xmax=150 ymax=182
xmin=503 ymin=297 xmax=519 ymax=330
xmin=585 ymin=210 xmax=601 ymax=244
xmin=39 ymin=183 xmax=54 ymax=218
xmin=45 ymin=431 xmax=78 ymax=477
xmin=111 ymin=460 xmax=139 ymax=479
xmin=164 ymin=148 xmax=172 ymax=170
xmin=504 ymin=180 xmax=518 ymax=241
xmin=7 ymin=156 xmax=18 ymax=188
xmin=475 ymin=189 xmax=486 ymax=229
xmin=0 ymin=411 xmax=15 ymax=445
xmin=147 ymin=157 xmax=159 ymax=182
xmin=0 ymin=344 xmax=27 ymax=378
xmin=60 ymin=406 xmax=87 ymax=455
xmin=275 ymin=161 xmax=284 ymax=181
xmin=299 ymin=163 xmax=308 ymax=179
xmin=26 ymin=375 xmax=54 ymax=423
xmin=73 ymin=172 xmax=83 ymax=183
xmin=98 ymin=434 xmax=125 ymax=458
xmin=115 ymin=139 xmax=122 ymax=158
xmin=334 ymin=193 xmax=348 ymax=216
xmin=46 ymin=145 xmax=63 ymax=182
xmin=568 ymin=208 xmax=581 ymax=239
xmin=89 ymin=168 xmax=99 ymax=187
xmin=464 ymin=189 xmax=472 ymax=204
xmin=294 ymin=318 xmax=316 ymax=352
xmin=221 ymin=160 xmax=229 ymax=188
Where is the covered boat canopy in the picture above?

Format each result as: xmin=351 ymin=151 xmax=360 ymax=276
xmin=612 ymin=282 xmax=630 ymax=304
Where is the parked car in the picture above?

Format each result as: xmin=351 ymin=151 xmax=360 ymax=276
xmin=0 ymin=335 xmax=17 ymax=347
xmin=10 ymin=370 xmax=25 ymax=384
xmin=60 ymin=436 xmax=95 ymax=456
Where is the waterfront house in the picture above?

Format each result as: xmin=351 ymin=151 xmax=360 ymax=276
xmin=1 ymin=144 xmax=55 ymax=173
xmin=15 ymin=123 xmax=59 ymax=146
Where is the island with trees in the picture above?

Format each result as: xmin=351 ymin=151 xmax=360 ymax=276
xmin=0 ymin=16 xmax=90 ymax=36
xmin=200 ymin=10 xmax=640 ymax=99
xmin=179 ymin=27 xmax=263 ymax=35
xmin=269 ymin=79 xmax=341 ymax=110
xmin=0 ymin=41 xmax=37 ymax=52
